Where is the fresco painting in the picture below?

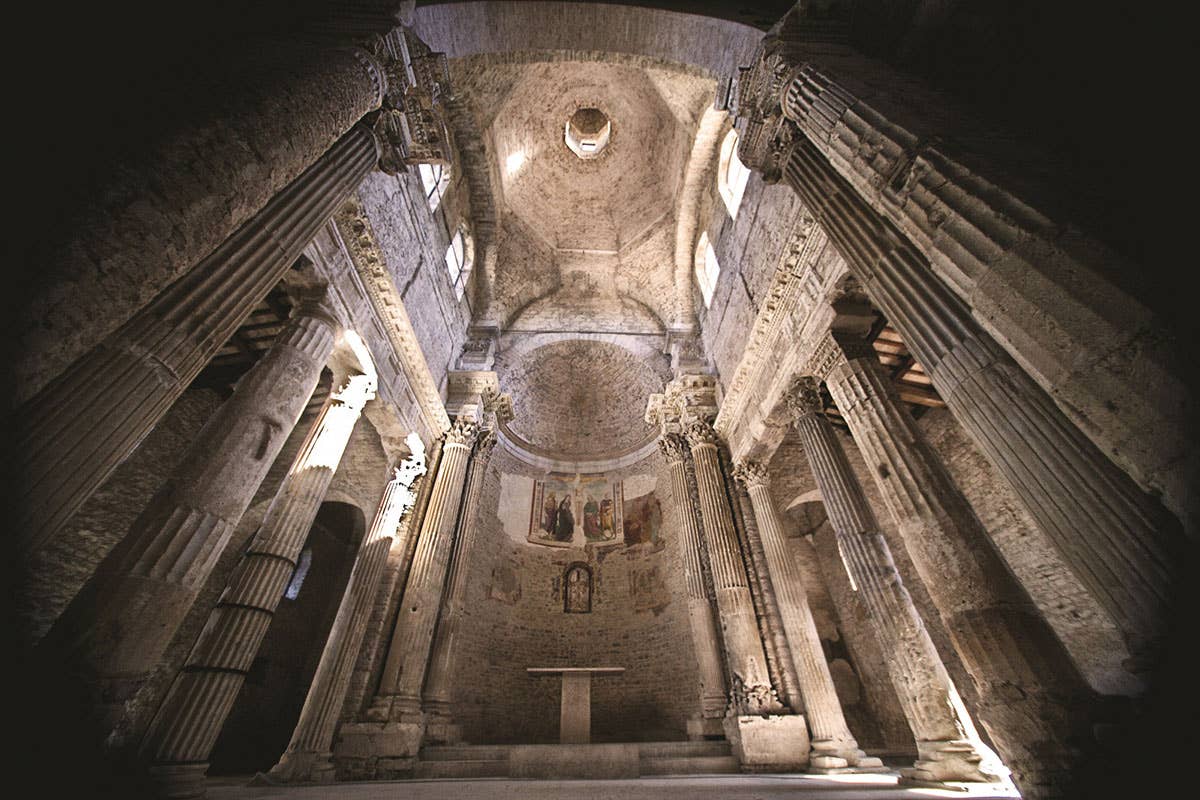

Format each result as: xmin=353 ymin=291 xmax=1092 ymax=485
xmin=528 ymin=473 xmax=622 ymax=547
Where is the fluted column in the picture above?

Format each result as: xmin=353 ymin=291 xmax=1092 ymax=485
xmin=268 ymin=450 xmax=426 ymax=783
xmin=734 ymin=460 xmax=882 ymax=772
xmin=824 ymin=339 xmax=1095 ymax=796
xmin=17 ymin=123 xmax=382 ymax=556
xmin=786 ymin=377 xmax=995 ymax=783
xmin=36 ymin=289 xmax=340 ymax=735
xmin=684 ymin=420 xmax=780 ymax=714
xmin=139 ymin=372 xmax=376 ymax=798
xmin=783 ymin=137 xmax=1181 ymax=666
xmin=659 ymin=434 xmax=728 ymax=719
xmin=375 ymin=417 xmax=479 ymax=717
xmin=422 ymin=429 xmax=498 ymax=730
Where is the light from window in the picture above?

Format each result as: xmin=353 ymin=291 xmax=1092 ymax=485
xmin=284 ymin=548 xmax=313 ymax=600
xmin=418 ymin=163 xmax=449 ymax=212
xmin=444 ymin=227 xmax=472 ymax=301
xmin=695 ymin=231 xmax=720 ymax=307
xmin=718 ymin=130 xmax=751 ymax=218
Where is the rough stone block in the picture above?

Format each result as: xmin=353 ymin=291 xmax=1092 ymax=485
xmin=723 ymin=714 xmax=810 ymax=770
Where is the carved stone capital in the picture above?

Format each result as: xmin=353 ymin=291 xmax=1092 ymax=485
xmin=684 ymin=420 xmax=720 ymax=449
xmin=474 ymin=428 xmax=498 ymax=461
xmin=733 ymin=460 xmax=770 ymax=489
xmin=443 ymin=416 xmax=479 ymax=449
xmin=657 ymin=433 xmax=690 ymax=464
xmin=784 ymin=376 xmax=823 ymax=421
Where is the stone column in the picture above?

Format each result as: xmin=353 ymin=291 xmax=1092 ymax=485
xmin=734 ymin=460 xmax=882 ymax=772
xmin=375 ymin=417 xmax=479 ymax=717
xmin=658 ymin=434 xmax=728 ymax=723
xmin=422 ymin=428 xmax=498 ymax=740
xmin=17 ymin=123 xmax=382 ymax=556
xmin=683 ymin=420 xmax=780 ymax=714
xmin=268 ymin=451 xmax=426 ymax=783
xmin=140 ymin=372 xmax=376 ymax=798
xmin=782 ymin=137 xmax=1181 ymax=666
xmin=36 ymin=289 xmax=340 ymax=735
xmin=786 ymin=377 xmax=996 ymax=783
xmin=823 ymin=337 xmax=1094 ymax=796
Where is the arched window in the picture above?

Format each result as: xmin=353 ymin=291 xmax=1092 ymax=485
xmin=694 ymin=231 xmax=720 ymax=307
xmin=418 ymin=162 xmax=450 ymax=212
xmin=564 ymin=563 xmax=592 ymax=613
xmin=717 ymin=129 xmax=751 ymax=218
xmin=444 ymin=226 xmax=473 ymax=301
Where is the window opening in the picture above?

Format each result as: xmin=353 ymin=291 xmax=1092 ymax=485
xmin=695 ymin=231 xmax=720 ymax=307
xmin=718 ymin=129 xmax=751 ymax=218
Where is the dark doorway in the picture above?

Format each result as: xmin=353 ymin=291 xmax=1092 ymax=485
xmin=208 ymin=501 xmax=364 ymax=775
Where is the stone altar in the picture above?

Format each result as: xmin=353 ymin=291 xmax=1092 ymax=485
xmin=527 ymin=667 xmax=625 ymax=744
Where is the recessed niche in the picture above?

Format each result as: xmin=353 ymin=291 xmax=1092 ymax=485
xmin=565 ymin=107 xmax=611 ymax=159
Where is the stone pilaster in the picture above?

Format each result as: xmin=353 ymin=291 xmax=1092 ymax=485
xmin=37 ymin=289 xmax=339 ymax=737
xmin=374 ymin=417 xmax=479 ymax=719
xmin=734 ymin=460 xmax=882 ymax=772
xmin=140 ymin=373 xmax=376 ymax=798
xmin=786 ymin=377 xmax=996 ymax=783
xmin=659 ymin=434 xmax=729 ymax=722
xmin=17 ymin=123 xmax=381 ymax=557
xmin=822 ymin=337 xmax=1095 ymax=795
xmin=780 ymin=136 xmax=1180 ymax=669
xmin=683 ymin=420 xmax=780 ymax=716
xmin=422 ymin=428 xmax=498 ymax=740
xmin=268 ymin=450 xmax=426 ymax=783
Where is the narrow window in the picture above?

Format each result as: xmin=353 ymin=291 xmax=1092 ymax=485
xmin=444 ymin=226 xmax=472 ymax=301
xmin=418 ymin=163 xmax=450 ymax=212
xmin=718 ymin=129 xmax=751 ymax=218
xmin=694 ymin=231 xmax=720 ymax=307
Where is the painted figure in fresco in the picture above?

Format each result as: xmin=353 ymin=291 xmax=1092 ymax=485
xmin=542 ymin=491 xmax=558 ymax=534
xmin=565 ymin=564 xmax=591 ymax=613
xmin=599 ymin=497 xmax=613 ymax=534
xmin=583 ymin=495 xmax=601 ymax=539
xmin=555 ymin=496 xmax=574 ymax=542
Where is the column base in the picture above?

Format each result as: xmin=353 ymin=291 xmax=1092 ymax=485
xmin=686 ymin=714 xmax=727 ymax=741
xmin=901 ymin=739 xmax=1001 ymax=783
xmin=423 ymin=707 xmax=464 ymax=745
xmin=332 ymin=716 xmax=426 ymax=781
xmin=147 ymin=763 xmax=209 ymax=799
xmin=265 ymin=750 xmax=335 ymax=784
xmin=723 ymin=714 xmax=810 ymax=771
xmin=809 ymin=739 xmax=887 ymax=773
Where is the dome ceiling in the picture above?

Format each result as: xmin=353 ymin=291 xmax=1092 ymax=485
xmin=450 ymin=55 xmax=717 ymax=330
xmin=497 ymin=339 xmax=670 ymax=459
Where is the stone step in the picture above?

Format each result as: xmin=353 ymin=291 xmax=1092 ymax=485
xmin=639 ymin=755 xmax=741 ymax=775
xmin=636 ymin=741 xmax=732 ymax=759
xmin=413 ymin=759 xmax=510 ymax=779
xmin=419 ymin=745 xmax=510 ymax=762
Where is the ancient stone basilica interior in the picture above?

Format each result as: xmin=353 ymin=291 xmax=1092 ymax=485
xmin=8 ymin=2 xmax=1195 ymax=799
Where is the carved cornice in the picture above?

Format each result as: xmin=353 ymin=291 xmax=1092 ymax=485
xmin=784 ymin=376 xmax=823 ymax=421
xmin=646 ymin=373 xmax=719 ymax=435
xmin=481 ymin=386 xmax=515 ymax=425
xmin=369 ymin=27 xmax=454 ymax=175
xmin=733 ymin=460 xmax=770 ymax=489
xmin=333 ymin=199 xmax=451 ymax=437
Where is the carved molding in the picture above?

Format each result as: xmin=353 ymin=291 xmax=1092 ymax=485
xmin=371 ymin=27 xmax=454 ymax=175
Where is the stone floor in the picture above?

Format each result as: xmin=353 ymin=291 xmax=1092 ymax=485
xmin=208 ymin=773 xmax=1022 ymax=799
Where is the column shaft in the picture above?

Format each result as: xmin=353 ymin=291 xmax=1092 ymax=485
xmin=376 ymin=419 xmax=478 ymax=715
xmin=684 ymin=422 xmax=779 ymax=713
xmin=661 ymin=436 xmax=728 ymax=718
xmin=140 ymin=374 xmax=375 ymax=797
xmin=826 ymin=348 xmax=1095 ymax=796
xmin=789 ymin=385 xmax=994 ymax=783
xmin=736 ymin=462 xmax=880 ymax=771
xmin=37 ymin=299 xmax=338 ymax=735
xmin=423 ymin=430 xmax=498 ymax=719
xmin=783 ymin=138 xmax=1180 ymax=663
xmin=17 ymin=123 xmax=380 ymax=556
xmin=270 ymin=459 xmax=423 ymax=783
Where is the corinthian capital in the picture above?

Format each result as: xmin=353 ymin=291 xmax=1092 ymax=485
xmin=733 ymin=460 xmax=770 ymax=489
xmin=443 ymin=416 xmax=479 ymax=448
xmin=657 ymin=433 xmax=689 ymax=464
xmin=784 ymin=376 xmax=824 ymax=421
xmin=474 ymin=428 xmax=498 ymax=461
xmin=683 ymin=420 xmax=720 ymax=449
